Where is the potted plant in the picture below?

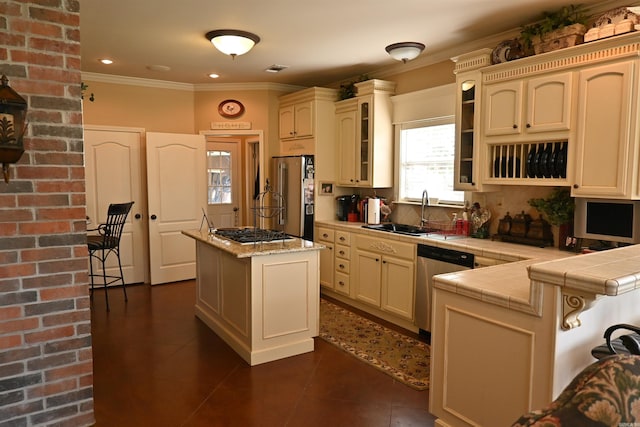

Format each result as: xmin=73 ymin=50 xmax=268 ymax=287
xmin=528 ymin=188 xmax=575 ymax=249
xmin=520 ymin=4 xmax=588 ymax=55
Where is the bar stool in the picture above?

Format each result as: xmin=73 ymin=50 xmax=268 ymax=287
xmin=87 ymin=201 xmax=134 ymax=311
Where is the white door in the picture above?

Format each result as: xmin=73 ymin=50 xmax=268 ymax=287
xmin=146 ymin=132 xmax=206 ymax=285
xmin=206 ymin=139 xmax=241 ymax=228
xmin=84 ymin=126 xmax=146 ymax=285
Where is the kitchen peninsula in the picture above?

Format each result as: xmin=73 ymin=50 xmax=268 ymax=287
xmin=182 ymin=229 xmax=323 ymax=366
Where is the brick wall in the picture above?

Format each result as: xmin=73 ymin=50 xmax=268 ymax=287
xmin=0 ymin=1 xmax=94 ymax=426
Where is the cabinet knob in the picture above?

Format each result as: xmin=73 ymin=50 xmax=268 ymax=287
xmin=375 ymin=258 xmax=379 ymax=262
xmin=526 ymin=123 xmax=531 ymax=128
xmin=338 ymin=281 xmax=344 ymax=286
xmin=382 ymin=260 xmax=387 ymax=264
xmin=150 ymin=214 xmax=157 ymax=220
xmin=339 ymin=250 xmax=345 ymax=255
xmin=573 ymin=184 xmax=579 ymax=189
xmin=512 ymin=124 xmax=518 ymax=129
xmin=339 ymin=264 xmax=345 ymax=269
xmin=322 ymin=233 xmax=328 ymax=238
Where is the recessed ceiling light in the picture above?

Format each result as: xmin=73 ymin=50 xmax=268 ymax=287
xmin=208 ymin=73 xmax=220 ymax=79
xmin=265 ymin=64 xmax=289 ymax=73
xmin=147 ymin=64 xmax=171 ymax=72
xmin=99 ymin=59 xmax=113 ymax=65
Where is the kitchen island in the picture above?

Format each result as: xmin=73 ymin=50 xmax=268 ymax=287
xmin=182 ymin=229 xmax=323 ymax=366
xmin=429 ymin=245 xmax=640 ymax=427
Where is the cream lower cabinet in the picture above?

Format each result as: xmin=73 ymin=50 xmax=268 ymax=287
xmin=334 ymin=230 xmax=351 ymax=296
xmin=353 ymin=235 xmax=415 ymax=321
xmin=315 ymin=227 xmax=334 ymax=289
xmin=572 ymin=59 xmax=639 ymax=198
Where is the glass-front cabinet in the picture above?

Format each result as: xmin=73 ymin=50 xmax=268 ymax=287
xmin=452 ymin=49 xmax=492 ymax=191
xmin=455 ymin=78 xmax=478 ymax=190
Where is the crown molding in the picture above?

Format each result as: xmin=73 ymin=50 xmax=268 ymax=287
xmin=81 ymin=71 xmax=306 ymax=93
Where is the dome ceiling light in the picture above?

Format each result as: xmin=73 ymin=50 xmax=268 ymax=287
xmin=205 ymin=29 xmax=260 ymax=59
xmin=385 ymin=42 xmax=425 ymax=63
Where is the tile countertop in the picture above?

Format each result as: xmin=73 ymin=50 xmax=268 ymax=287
xmin=182 ymin=229 xmax=324 ymax=259
xmin=315 ymin=220 xmax=640 ymax=316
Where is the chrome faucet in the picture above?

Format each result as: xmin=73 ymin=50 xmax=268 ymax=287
xmin=420 ymin=189 xmax=429 ymax=228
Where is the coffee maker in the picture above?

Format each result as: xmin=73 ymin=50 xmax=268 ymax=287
xmin=336 ymin=194 xmax=359 ymax=221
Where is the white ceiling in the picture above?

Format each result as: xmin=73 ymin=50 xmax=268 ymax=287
xmin=80 ymin=0 xmax=633 ymax=87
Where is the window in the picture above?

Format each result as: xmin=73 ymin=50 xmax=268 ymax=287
xmin=398 ymin=117 xmax=464 ymax=205
xmin=207 ymin=150 xmax=232 ymax=204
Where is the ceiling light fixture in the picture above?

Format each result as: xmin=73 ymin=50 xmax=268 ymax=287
xmin=385 ymin=42 xmax=425 ymax=63
xmin=205 ymin=29 xmax=260 ymax=59
xmin=99 ymin=59 xmax=113 ymax=65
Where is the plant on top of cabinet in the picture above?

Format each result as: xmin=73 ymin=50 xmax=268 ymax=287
xmin=338 ymin=74 xmax=370 ymax=100
xmin=520 ymin=4 xmax=588 ymax=54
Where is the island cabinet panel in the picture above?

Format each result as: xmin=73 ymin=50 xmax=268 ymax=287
xmin=220 ymin=254 xmax=250 ymax=338
xmin=258 ymin=257 xmax=314 ymax=340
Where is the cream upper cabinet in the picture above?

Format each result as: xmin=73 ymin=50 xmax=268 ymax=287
xmin=335 ymin=79 xmax=395 ymax=188
xmin=452 ymin=49 xmax=493 ymax=191
xmin=335 ymin=98 xmax=358 ymax=186
xmin=279 ymin=100 xmax=313 ymax=140
xmin=573 ymin=60 xmax=638 ymax=198
xmin=483 ymin=72 xmax=573 ymax=140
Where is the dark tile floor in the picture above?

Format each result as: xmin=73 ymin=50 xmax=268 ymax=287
xmin=90 ymin=281 xmax=435 ymax=427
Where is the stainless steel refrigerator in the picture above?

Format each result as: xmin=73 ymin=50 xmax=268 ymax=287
xmin=271 ymin=155 xmax=314 ymax=241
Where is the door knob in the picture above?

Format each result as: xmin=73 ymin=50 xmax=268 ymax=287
xmin=150 ymin=214 xmax=157 ymax=220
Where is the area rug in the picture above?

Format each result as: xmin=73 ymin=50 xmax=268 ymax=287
xmin=319 ymin=298 xmax=430 ymax=390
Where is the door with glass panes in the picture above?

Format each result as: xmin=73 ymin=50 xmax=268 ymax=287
xmin=206 ymin=139 xmax=241 ymax=228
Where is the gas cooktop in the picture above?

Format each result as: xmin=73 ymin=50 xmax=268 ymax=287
xmin=213 ymin=228 xmax=293 ymax=244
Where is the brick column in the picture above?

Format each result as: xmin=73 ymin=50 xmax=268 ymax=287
xmin=0 ymin=1 xmax=94 ymax=425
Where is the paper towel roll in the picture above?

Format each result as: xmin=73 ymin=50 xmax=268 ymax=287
xmin=367 ymin=198 xmax=380 ymax=225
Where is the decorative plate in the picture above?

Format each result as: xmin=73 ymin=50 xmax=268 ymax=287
xmin=218 ymin=99 xmax=245 ymax=118
xmin=491 ymin=39 xmax=525 ymax=64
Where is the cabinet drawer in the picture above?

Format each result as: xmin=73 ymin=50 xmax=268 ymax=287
xmin=355 ymin=235 xmax=415 ymax=261
xmin=335 ymin=258 xmax=350 ymax=274
xmin=335 ymin=231 xmax=351 ymax=245
xmin=335 ymin=244 xmax=350 ymax=260
xmin=335 ymin=271 xmax=350 ymax=295
xmin=316 ymin=227 xmax=334 ymax=243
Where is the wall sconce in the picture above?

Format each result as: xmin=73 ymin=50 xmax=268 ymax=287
xmin=385 ymin=42 xmax=426 ymax=63
xmin=0 ymin=75 xmax=27 ymax=183
xmin=205 ymin=29 xmax=260 ymax=59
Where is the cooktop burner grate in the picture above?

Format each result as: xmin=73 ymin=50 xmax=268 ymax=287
xmin=214 ymin=228 xmax=292 ymax=244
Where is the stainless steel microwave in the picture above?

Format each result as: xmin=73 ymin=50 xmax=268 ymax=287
xmin=574 ymin=198 xmax=640 ymax=244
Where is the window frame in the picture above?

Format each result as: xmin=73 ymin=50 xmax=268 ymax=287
xmin=394 ymin=115 xmax=466 ymax=206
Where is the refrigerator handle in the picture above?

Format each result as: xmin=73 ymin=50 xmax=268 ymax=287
xmin=277 ymin=162 xmax=287 ymax=225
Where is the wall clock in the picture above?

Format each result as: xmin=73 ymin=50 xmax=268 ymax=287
xmin=218 ymin=99 xmax=245 ymax=118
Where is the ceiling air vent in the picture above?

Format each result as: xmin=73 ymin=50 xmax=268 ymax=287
xmin=265 ymin=64 xmax=289 ymax=73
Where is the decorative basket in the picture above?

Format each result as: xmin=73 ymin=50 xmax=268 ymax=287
xmin=532 ymin=23 xmax=587 ymax=54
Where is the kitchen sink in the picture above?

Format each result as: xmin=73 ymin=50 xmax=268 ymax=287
xmin=362 ymin=223 xmax=437 ymax=236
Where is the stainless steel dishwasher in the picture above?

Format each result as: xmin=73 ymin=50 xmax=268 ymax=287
xmin=416 ymin=244 xmax=475 ymax=335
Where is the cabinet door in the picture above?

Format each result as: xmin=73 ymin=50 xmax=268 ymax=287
xmin=354 ymin=249 xmax=382 ymax=306
xmin=484 ymin=81 xmax=523 ymax=136
xmin=336 ymin=109 xmax=357 ymax=185
xmin=573 ymin=61 xmax=634 ymax=197
xmin=319 ymin=241 xmax=334 ymax=289
xmin=294 ymin=101 xmax=314 ymax=139
xmin=279 ymin=105 xmax=295 ymax=139
xmin=455 ymin=77 xmax=479 ymax=190
xmin=356 ymin=96 xmax=373 ymax=186
xmin=526 ymin=72 xmax=572 ymax=133
xmin=381 ymin=256 xmax=415 ymax=321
